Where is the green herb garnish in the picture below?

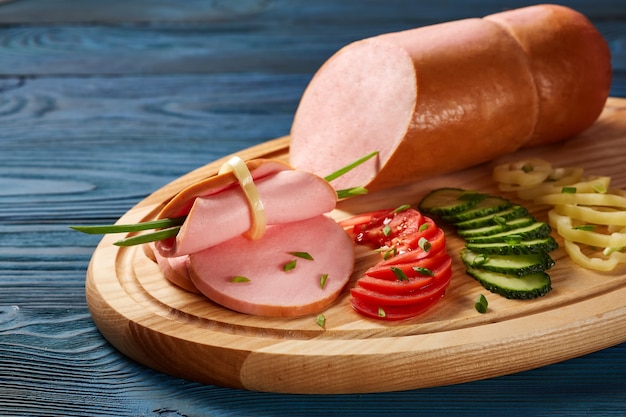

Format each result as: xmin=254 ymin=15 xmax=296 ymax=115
xmin=283 ymin=260 xmax=298 ymax=271
xmin=316 ymin=314 xmax=326 ymax=329
xmin=336 ymin=186 xmax=368 ymax=199
xmin=392 ymin=204 xmax=411 ymax=213
xmin=412 ymin=266 xmax=434 ymax=276
xmin=418 ymin=237 xmax=431 ymax=252
xmin=377 ymin=307 xmax=386 ymax=318
xmin=561 ymin=186 xmax=577 ymax=194
xmin=320 ymin=273 xmax=329 ymax=289
xmin=114 ymin=226 xmax=181 ymax=247
xmin=323 ymin=151 xmax=379 ymax=182
xmin=390 ymin=266 xmax=408 ymax=281
xmin=70 ymin=216 xmax=187 ymax=234
xmin=475 ymin=294 xmax=488 ymax=314
xmin=289 ymin=251 xmax=314 ymax=261
xmin=418 ymin=223 xmax=430 ymax=232
xmin=230 ymin=276 xmax=251 ymax=283
xmin=572 ymin=224 xmax=596 ymax=231
xmin=382 ymin=224 xmax=392 ymax=237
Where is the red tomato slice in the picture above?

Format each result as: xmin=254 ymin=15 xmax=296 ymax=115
xmin=350 ymin=265 xmax=451 ymax=307
xmin=350 ymin=285 xmax=447 ymax=321
xmin=365 ymin=250 xmax=450 ymax=280
xmin=357 ymin=255 xmax=452 ymax=295
xmin=379 ymin=227 xmax=446 ymax=266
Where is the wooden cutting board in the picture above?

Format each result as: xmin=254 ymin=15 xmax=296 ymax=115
xmin=86 ymin=97 xmax=626 ymax=394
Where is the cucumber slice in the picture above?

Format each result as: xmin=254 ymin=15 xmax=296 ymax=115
xmin=460 ymin=248 xmax=554 ymax=276
xmin=465 ymin=266 xmax=552 ymax=299
xmin=465 ymin=222 xmax=552 ymax=243
xmin=442 ymin=196 xmax=512 ymax=224
xmin=455 ymin=205 xmax=529 ymax=230
xmin=457 ymin=216 xmax=536 ymax=239
xmin=418 ymin=188 xmax=486 ymax=216
xmin=466 ymin=236 xmax=559 ymax=255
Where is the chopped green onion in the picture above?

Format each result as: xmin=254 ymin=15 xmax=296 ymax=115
xmin=572 ymin=224 xmax=596 ymax=231
xmin=603 ymin=246 xmax=624 ymax=256
xmin=323 ymin=151 xmax=379 ymax=182
xmin=283 ymin=260 xmax=297 ymax=271
xmin=418 ymin=223 xmax=430 ymax=232
xmin=230 ymin=276 xmax=251 ymax=283
xmin=412 ymin=266 xmax=434 ymax=276
xmin=377 ymin=307 xmax=386 ymax=318
xmin=113 ymin=227 xmax=180 ymax=247
xmin=392 ymin=204 xmax=411 ymax=213
xmin=561 ymin=186 xmax=577 ymax=194
xmin=70 ymin=216 xmax=187 ymax=235
xmin=593 ymin=183 xmax=608 ymax=194
xmin=390 ymin=266 xmax=408 ymax=281
xmin=320 ymin=273 xmax=328 ymax=289
xmin=382 ymin=224 xmax=392 ymax=237
xmin=336 ymin=186 xmax=368 ymax=199
xmin=381 ymin=247 xmax=397 ymax=260
xmin=316 ymin=314 xmax=326 ymax=329
xmin=471 ymin=253 xmax=489 ymax=267
xmin=521 ymin=164 xmax=534 ymax=173
xmin=475 ymin=294 xmax=488 ymax=314
xmin=418 ymin=237 xmax=431 ymax=252
xmin=504 ymin=235 xmax=522 ymax=244
xmin=288 ymin=251 xmax=314 ymax=261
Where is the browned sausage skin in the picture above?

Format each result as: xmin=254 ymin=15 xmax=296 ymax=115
xmin=289 ymin=4 xmax=611 ymax=192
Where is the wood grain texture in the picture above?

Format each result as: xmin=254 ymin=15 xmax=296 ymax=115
xmin=85 ymin=98 xmax=626 ymax=394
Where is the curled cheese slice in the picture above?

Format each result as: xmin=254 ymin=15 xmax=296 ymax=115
xmin=493 ymin=158 xmax=552 ymax=188
xmin=218 ymin=156 xmax=266 ymax=240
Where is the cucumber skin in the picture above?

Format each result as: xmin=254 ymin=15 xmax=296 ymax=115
xmin=418 ymin=188 xmax=485 ymax=216
xmin=441 ymin=197 xmax=512 ymax=224
xmin=464 ymin=222 xmax=552 ymax=243
xmin=466 ymin=236 xmax=559 ymax=255
xmin=457 ymin=216 xmax=535 ymax=238
xmin=455 ymin=205 xmax=529 ymax=230
xmin=460 ymin=248 xmax=555 ymax=277
xmin=465 ymin=266 xmax=552 ymax=300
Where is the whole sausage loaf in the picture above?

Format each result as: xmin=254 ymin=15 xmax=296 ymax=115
xmin=289 ymin=4 xmax=611 ymax=192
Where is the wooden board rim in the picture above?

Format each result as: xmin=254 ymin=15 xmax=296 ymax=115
xmin=86 ymin=97 xmax=626 ymax=394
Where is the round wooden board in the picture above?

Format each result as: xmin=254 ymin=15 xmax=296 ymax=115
xmin=86 ymin=98 xmax=626 ymax=394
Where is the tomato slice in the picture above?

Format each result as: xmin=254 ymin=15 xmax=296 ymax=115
xmin=365 ymin=250 xmax=450 ymax=280
xmin=350 ymin=284 xmax=448 ymax=321
xmin=356 ymin=255 xmax=452 ymax=295
xmin=378 ymin=227 xmax=446 ymax=266
xmin=350 ymin=265 xmax=451 ymax=306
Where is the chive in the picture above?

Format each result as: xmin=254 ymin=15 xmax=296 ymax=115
xmin=382 ymin=224 xmax=392 ymax=237
xmin=390 ymin=266 xmax=408 ymax=281
xmin=377 ymin=307 xmax=386 ymax=318
xmin=288 ymin=251 xmax=314 ymax=261
xmin=320 ymin=273 xmax=328 ymax=289
xmin=572 ymin=224 xmax=596 ymax=231
xmin=336 ymin=186 xmax=368 ymax=199
xmin=382 ymin=247 xmax=397 ymax=260
xmin=412 ymin=266 xmax=434 ymax=276
xmin=604 ymin=246 xmax=624 ymax=256
xmin=593 ymin=183 xmax=608 ymax=194
xmin=70 ymin=216 xmax=187 ymax=235
xmin=472 ymin=253 xmax=489 ymax=267
xmin=283 ymin=260 xmax=297 ymax=271
xmin=316 ymin=314 xmax=326 ymax=329
xmin=521 ymin=164 xmax=534 ymax=173
xmin=475 ymin=294 xmax=488 ymax=314
xmin=418 ymin=223 xmax=430 ymax=232
xmin=230 ymin=276 xmax=251 ymax=283
xmin=504 ymin=235 xmax=522 ymax=244
xmin=113 ymin=227 xmax=180 ymax=247
xmin=418 ymin=237 xmax=431 ymax=252
xmin=392 ymin=204 xmax=411 ymax=213
xmin=561 ymin=186 xmax=577 ymax=194
xmin=323 ymin=151 xmax=379 ymax=182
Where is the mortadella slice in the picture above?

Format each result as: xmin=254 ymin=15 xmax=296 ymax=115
xmin=188 ymin=215 xmax=355 ymax=317
xmin=289 ymin=4 xmax=610 ymax=192
xmin=155 ymin=161 xmax=338 ymax=258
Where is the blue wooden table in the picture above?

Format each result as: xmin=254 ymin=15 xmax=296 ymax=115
xmin=1 ymin=1 xmax=626 ymax=415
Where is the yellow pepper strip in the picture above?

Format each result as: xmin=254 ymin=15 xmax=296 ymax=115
xmin=493 ymin=158 xmax=552 ymax=188
xmin=516 ymin=173 xmax=606 ymax=200
xmin=548 ymin=210 xmax=626 ymax=249
xmin=535 ymin=192 xmax=626 ymax=208
xmin=563 ymin=239 xmax=626 ymax=272
xmin=554 ymin=204 xmax=626 ymax=226
xmin=501 ymin=166 xmax=584 ymax=194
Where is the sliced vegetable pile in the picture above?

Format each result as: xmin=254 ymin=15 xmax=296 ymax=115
xmin=418 ymin=188 xmax=556 ymax=299
xmin=492 ymin=158 xmax=626 ymax=272
xmin=340 ymin=206 xmax=452 ymax=320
